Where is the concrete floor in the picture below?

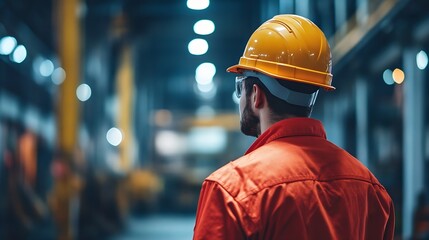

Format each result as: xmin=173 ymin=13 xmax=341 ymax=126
xmin=110 ymin=215 xmax=195 ymax=240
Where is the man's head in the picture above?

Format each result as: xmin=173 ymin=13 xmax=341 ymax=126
xmin=237 ymin=74 xmax=319 ymax=137
xmin=227 ymin=14 xmax=334 ymax=137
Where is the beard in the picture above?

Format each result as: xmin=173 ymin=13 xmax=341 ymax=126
xmin=240 ymin=97 xmax=260 ymax=137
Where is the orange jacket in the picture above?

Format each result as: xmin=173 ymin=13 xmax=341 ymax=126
xmin=193 ymin=118 xmax=395 ymax=240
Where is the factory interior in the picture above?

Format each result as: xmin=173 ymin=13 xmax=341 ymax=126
xmin=0 ymin=0 xmax=429 ymax=239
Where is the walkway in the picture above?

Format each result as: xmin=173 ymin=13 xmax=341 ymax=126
xmin=110 ymin=215 xmax=195 ymax=240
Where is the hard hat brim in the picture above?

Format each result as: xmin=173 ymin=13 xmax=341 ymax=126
xmin=227 ymin=64 xmax=336 ymax=91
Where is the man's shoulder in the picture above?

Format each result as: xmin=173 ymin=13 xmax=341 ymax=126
xmin=204 ymin=137 xmax=384 ymax=199
xmin=204 ymin=143 xmax=293 ymax=200
xmin=205 ymin=156 xmax=248 ymax=199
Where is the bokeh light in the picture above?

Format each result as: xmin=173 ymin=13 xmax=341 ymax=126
xmin=187 ymin=0 xmax=210 ymax=10
xmin=11 ymin=45 xmax=27 ymax=63
xmin=0 ymin=36 xmax=17 ymax=55
xmin=416 ymin=50 xmax=428 ymax=70
xmin=195 ymin=62 xmax=216 ymax=85
xmin=392 ymin=68 xmax=405 ymax=84
xmin=188 ymin=38 xmax=208 ymax=55
xmin=76 ymin=83 xmax=92 ymax=101
xmin=193 ymin=20 xmax=215 ymax=35
xmin=383 ymin=69 xmax=394 ymax=85
xmin=106 ymin=127 xmax=123 ymax=146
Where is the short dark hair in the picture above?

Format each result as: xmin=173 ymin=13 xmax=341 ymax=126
xmin=243 ymin=77 xmax=319 ymax=118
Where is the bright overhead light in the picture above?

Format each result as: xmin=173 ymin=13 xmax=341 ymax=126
xmin=187 ymin=0 xmax=210 ymax=10
xmin=11 ymin=45 xmax=27 ymax=63
xmin=0 ymin=36 xmax=17 ymax=55
xmin=106 ymin=127 xmax=123 ymax=146
xmin=392 ymin=68 xmax=405 ymax=84
xmin=196 ymin=62 xmax=216 ymax=85
xmin=382 ymin=69 xmax=394 ymax=85
xmin=194 ymin=20 xmax=215 ymax=35
xmin=76 ymin=83 xmax=92 ymax=102
xmin=416 ymin=50 xmax=428 ymax=70
xmin=188 ymin=38 xmax=208 ymax=55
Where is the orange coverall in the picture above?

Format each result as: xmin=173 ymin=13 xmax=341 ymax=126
xmin=193 ymin=118 xmax=395 ymax=239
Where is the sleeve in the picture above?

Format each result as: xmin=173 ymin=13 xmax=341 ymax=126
xmin=193 ymin=180 xmax=248 ymax=240
xmin=383 ymin=200 xmax=395 ymax=240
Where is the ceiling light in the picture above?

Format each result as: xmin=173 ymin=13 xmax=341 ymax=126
xmin=188 ymin=38 xmax=208 ymax=55
xmin=187 ymin=0 xmax=210 ymax=10
xmin=193 ymin=20 xmax=215 ymax=35
xmin=195 ymin=62 xmax=216 ymax=84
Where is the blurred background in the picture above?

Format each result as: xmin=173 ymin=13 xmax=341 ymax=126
xmin=0 ymin=0 xmax=428 ymax=239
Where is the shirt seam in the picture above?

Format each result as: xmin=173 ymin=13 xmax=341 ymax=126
xmin=268 ymin=134 xmax=325 ymax=144
xmin=209 ymin=175 xmax=386 ymax=202
xmin=241 ymin=176 xmax=386 ymax=202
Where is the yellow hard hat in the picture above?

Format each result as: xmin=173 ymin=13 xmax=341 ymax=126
xmin=227 ymin=14 xmax=335 ymax=90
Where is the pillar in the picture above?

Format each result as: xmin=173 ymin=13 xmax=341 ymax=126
xmin=355 ymin=77 xmax=369 ymax=167
xmin=402 ymin=47 xmax=425 ymax=239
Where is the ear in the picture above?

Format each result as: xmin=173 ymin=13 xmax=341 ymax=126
xmin=251 ymin=84 xmax=266 ymax=110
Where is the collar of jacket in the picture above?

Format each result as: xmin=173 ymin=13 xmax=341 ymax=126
xmin=245 ymin=117 xmax=327 ymax=155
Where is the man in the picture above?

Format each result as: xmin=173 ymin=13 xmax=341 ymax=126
xmin=193 ymin=14 xmax=395 ymax=239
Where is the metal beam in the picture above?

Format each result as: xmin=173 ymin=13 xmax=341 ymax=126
xmin=332 ymin=0 xmax=408 ymax=70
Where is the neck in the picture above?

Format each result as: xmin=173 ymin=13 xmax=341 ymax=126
xmin=258 ymin=108 xmax=276 ymax=135
xmin=259 ymin=110 xmax=301 ymax=136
